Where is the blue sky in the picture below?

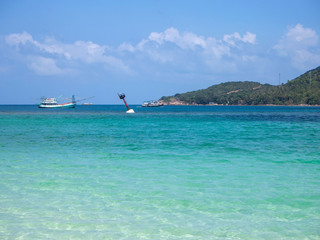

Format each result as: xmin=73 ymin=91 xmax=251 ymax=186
xmin=0 ymin=0 xmax=320 ymax=104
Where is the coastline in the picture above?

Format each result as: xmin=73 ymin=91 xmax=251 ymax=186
xmin=160 ymin=102 xmax=320 ymax=107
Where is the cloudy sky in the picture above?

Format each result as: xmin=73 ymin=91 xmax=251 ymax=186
xmin=0 ymin=0 xmax=319 ymax=104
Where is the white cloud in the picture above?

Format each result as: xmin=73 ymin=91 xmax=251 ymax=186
xmin=149 ymin=31 xmax=165 ymax=44
xmin=71 ymin=41 xmax=107 ymax=63
xmin=5 ymin=32 xmax=68 ymax=57
xmin=28 ymin=56 xmax=66 ymax=75
xmin=103 ymin=55 xmax=132 ymax=73
xmin=3 ymin=25 xmax=320 ymax=91
xmin=147 ymin=27 xmax=206 ymax=50
xmin=5 ymin=32 xmax=130 ymax=75
xmin=223 ymin=32 xmax=256 ymax=46
xmin=5 ymin=29 xmax=260 ymax=77
xmin=205 ymin=37 xmax=231 ymax=58
xmin=118 ymin=42 xmax=135 ymax=52
xmin=181 ymin=32 xmax=207 ymax=49
xmin=5 ymin=32 xmax=34 ymax=46
xmin=242 ymin=32 xmax=256 ymax=44
xmin=285 ymin=24 xmax=317 ymax=45
xmin=6 ymin=28 xmax=289 ymax=80
xmin=274 ymin=24 xmax=320 ymax=69
xmin=149 ymin=28 xmax=179 ymax=45
xmin=132 ymin=27 xmax=257 ymax=66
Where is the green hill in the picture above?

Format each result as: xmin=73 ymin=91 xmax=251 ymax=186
xmin=160 ymin=66 xmax=320 ymax=105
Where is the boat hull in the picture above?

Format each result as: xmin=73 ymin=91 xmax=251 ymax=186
xmin=141 ymin=101 xmax=164 ymax=107
xmin=38 ymin=103 xmax=75 ymax=108
xmin=141 ymin=105 xmax=164 ymax=107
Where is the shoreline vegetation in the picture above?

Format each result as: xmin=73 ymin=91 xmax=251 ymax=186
xmin=160 ymin=66 xmax=320 ymax=106
xmin=158 ymin=102 xmax=320 ymax=107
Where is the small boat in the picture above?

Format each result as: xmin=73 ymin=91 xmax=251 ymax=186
xmin=38 ymin=95 xmax=94 ymax=108
xmin=141 ymin=100 xmax=164 ymax=107
xmin=39 ymin=95 xmax=76 ymax=108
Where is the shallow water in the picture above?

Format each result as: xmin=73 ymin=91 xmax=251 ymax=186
xmin=0 ymin=105 xmax=320 ymax=239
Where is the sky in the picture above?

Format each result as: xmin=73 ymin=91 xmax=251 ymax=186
xmin=0 ymin=0 xmax=320 ymax=104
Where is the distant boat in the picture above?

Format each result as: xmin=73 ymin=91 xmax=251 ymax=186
xmin=39 ymin=95 xmax=76 ymax=108
xmin=142 ymin=100 xmax=164 ymax=107
xmin=38 ymin=95 xmax=94 ymax=108
xmin=82 ymin=103 xmax=93 ymax=105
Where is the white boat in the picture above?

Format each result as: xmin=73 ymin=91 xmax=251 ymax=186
xmin=142 ymin=100 xmax=164 ymax=107
xmin=39 ymin=95 xmax=76 ymax=108
xmin=82 ymin=103 xmax=93 ymax=105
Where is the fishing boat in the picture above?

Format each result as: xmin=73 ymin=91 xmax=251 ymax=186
xmin=141 ymin=100 xmax=164 ymax=107
xmin=38 ymin=95 xmax=76 ymax=108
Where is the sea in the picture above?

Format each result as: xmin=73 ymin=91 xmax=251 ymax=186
xmin=0 ymin=105 xmax=319 ymax=239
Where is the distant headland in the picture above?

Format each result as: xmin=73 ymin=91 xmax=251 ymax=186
xmin=159 ymin=66 xmax=320 ymax=106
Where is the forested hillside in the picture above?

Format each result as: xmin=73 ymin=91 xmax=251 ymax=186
xmin=160 ymin=66 xmax=320 ymax=105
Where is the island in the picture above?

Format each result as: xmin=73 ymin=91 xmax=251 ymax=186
xmin=159 ymin=66 xmax=320 ymax=106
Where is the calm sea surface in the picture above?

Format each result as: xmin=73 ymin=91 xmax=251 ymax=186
xmin=0 ymin=105 xmax=319 ymax=239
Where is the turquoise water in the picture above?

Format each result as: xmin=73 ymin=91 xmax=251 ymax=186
xmin=0 ymin=105 xmax=320 ymax=239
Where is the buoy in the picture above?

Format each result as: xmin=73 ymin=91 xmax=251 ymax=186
xmin=118 ymin=93 xmax=135 ymax=113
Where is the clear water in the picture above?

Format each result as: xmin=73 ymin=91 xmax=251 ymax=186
xmin=0 ymin=105 xmax=320 ymax=239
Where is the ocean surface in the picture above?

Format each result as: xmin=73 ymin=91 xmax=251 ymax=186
xmin=0 ymin=105 xmax=319 ymax=239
